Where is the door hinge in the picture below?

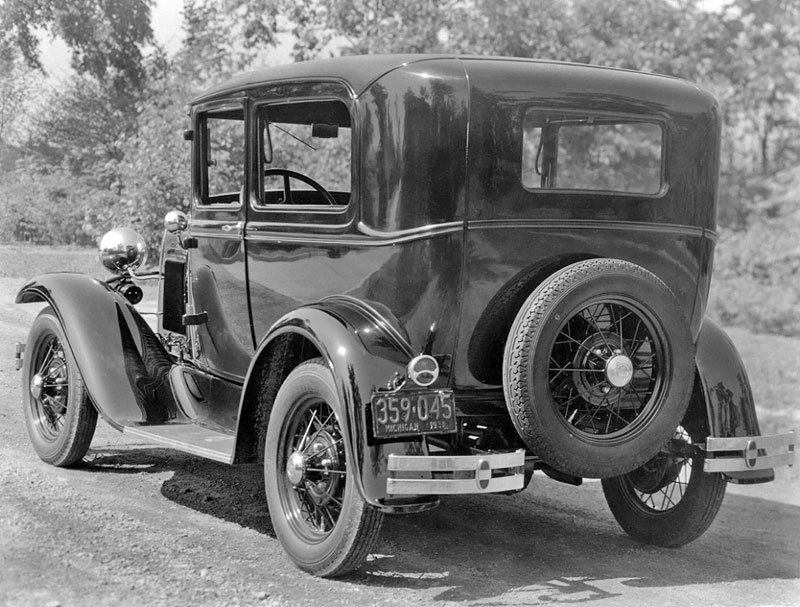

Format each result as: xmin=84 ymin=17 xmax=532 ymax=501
xmin=182 ymin=312 xmax=208 ymax=326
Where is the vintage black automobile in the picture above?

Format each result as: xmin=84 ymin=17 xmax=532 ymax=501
xmin=16 ymin=55 xmax=796 ymax=576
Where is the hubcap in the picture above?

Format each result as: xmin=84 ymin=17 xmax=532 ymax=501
xmin=606 ymin=354 xmax=634 ymax=387
xmin=30 ymin=373 xmax=44 ymax=400
xmin=286 ymin=451 xmax=306 ymax=486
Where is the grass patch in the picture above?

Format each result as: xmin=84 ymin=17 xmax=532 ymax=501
xmin=1 ymin=244 xmax=156 ymax=304
xmin=0 ymin=244 xmax=106 ymax=279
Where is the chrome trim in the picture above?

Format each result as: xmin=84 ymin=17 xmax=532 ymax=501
xmin=245 ymin=220 xmax=464 ymax=247
xmin=704 ymin=431 xmax=796 ymax=473
xmin=467 ymin=218 xmax=710 ymax=239
xmin=129 ymin=270 xmax=161 ymax=282
xmin=190 ymin=221 xmax=244 ymax=239
xmin=407 ymin=354 xmax=439 ymax=387
xmin=357 ymin=220 xmax=464 ymax=240
xmin=386 ymin=449 xmax=525 ymax=495
xmin=164 ymin=210 xmax=189 ymax=234
xmin=247 ymin=219 xmax=352 ymax=234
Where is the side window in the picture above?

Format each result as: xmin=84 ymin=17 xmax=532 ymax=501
xmin=255 ymin=99 xmax=351 ymax=208
xmin=198 ymin=108 xmax=245 ymax=205
xmin=522 ymin=110 xmax=663 ymax=195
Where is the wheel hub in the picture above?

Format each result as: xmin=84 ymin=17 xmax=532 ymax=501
xmin=304 ymin=432 xmax=343 ymax=506
xmin=606 ymin=354 xmax=634 ymax=387
xmin=286 ymin=451 xmax=306 ymax=486
xmin=573 ymin=331 xmax=624 ymax=405
xmin=30 ymin=373 xmax=44 ymax=400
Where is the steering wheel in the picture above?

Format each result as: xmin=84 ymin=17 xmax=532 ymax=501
xmin=263 ymin=168 xmax=337 ymax=206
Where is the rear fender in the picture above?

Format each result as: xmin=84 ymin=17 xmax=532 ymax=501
xmin=17 ymin=273 xmax=180 ymax=427
xmin=695 ymin=316 xmax=772 ymax=482
xmin=695 ymin=317 xmax=760 ymax=438
xmin=237 ymin=295 xmax=433 ymax=508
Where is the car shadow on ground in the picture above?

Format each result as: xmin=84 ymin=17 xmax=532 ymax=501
xmin=354 ymin=484 xmax=800 ymax=602
xmin=80 ymin=448 xmax=799 ymax=603
xmin=84 ymin=447 xmax=275 ymax=538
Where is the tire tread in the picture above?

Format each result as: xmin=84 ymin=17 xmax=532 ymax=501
xmin=502 ymin=258 xmax=695 ymax=477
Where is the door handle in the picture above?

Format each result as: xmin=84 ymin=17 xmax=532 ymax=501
xmin=220 ymin=222 xmax=242 ymax=234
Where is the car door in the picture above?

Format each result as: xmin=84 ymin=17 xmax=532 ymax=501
xmin=245 ymin=94 xmax=361 ymax=341
xmin=185 ymin=101 xmax=254 ymax=382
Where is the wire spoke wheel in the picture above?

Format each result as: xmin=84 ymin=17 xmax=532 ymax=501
xmin=626 ymin=426 xmax=692 ymax=511
xmin=503 ymin=259 xmax=695 ymax=478
xmin=279 ymin=398 xmax=347 ymax=540
xmin=602 ymin=400 xmax=727 ymax=547
xmin=29 ymin=335 xmax=70 ymax=442
xmin=264 ymin=359 xmax=383 ymax=577
xmin=549 ymin=298 xmax=668 ymax=441
xmin=21 ymin=307 xmax=97 ymax=467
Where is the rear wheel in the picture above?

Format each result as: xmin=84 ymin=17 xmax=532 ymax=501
xmin=264 ymin=359 xmax=383 ymax=577
xmin=21 ymin=307 xmax=97 ymax=466
xmin=601 ymin=402 xmax=726 ymax=547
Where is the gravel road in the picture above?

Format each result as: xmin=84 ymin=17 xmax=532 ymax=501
xmin=1 ymin=277 xmax=798 ymax=607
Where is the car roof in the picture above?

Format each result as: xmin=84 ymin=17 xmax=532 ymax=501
xmin=191 ymin=54 xmax=451 ymax=104
xmin=190 ymin=54 xmax=696 ymax=106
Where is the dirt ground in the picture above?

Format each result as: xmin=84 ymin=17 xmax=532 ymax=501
xmin=1 ymin=275 xmax=798 ymax=607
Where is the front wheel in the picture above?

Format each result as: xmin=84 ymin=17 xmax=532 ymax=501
xmin=263 ymin=359 xmax=383 ymax=577
xmin=21 ymin=307 xmax=97 ymax=466
xmin=601 ymin=404 xmax=726 ymax=547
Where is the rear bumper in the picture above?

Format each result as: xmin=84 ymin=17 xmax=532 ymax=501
xmin=386 ymin=449 xmax=525 ymax=495
xmin=704 ymin=431 xmax=795 ymax=473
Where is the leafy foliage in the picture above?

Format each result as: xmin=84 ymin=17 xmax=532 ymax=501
xmin=0 ymin=0 xmax=797 ymax=335
xmin=709 ymin=166 xmax=800 ymax=336
xmin=0 ymin=0 xmax=154 ymax=99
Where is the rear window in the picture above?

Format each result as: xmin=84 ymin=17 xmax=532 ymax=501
xmin=522 ymin=110 xmax=664 ymax=195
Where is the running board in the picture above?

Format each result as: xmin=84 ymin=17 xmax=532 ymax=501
xmin=123 ymin=424 xmax=235 ymax=464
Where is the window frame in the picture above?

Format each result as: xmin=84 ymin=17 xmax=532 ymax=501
xmin=249 ymin=96 xmax=356 ymax=224
xmin=520 ymin=107 xmax=668 ymax=198
xmin=192 ymin=100 xmax=247 ymax=210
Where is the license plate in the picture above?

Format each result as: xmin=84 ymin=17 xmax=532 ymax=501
xmin=371 ymin=389 xmax=456 ymax=439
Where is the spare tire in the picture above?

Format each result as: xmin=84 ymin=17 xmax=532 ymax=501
xmin=502 ymin=258 xmax=695 ymax=478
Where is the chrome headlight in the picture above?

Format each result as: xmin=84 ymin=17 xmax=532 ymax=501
xmin=98 ymin=228 xmax=147 ymax=275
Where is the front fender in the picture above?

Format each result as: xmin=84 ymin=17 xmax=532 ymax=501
xmin=695 ymin=316 xmax=760 ymax=439
xmin=239 ymin=295 xmax=432 ymax=508
xmin=17 ymin=273 xmax=180 ymax=427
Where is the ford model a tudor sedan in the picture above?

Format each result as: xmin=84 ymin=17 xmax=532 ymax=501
xmin=16 ymin=55 xmax=796 ymax=576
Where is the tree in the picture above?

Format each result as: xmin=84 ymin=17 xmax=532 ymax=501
xmin=0 ymin=54 xmax=42 ymax=169
xmin=181 ymin=0 xmax=282 ymax=83
xmin=0 ymin=0 xmax=154 ymax=101
xmin=714 ymin=0 xmax=800 ymax=176
xmin=264 ymin=0 xmax=458 ymax=59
